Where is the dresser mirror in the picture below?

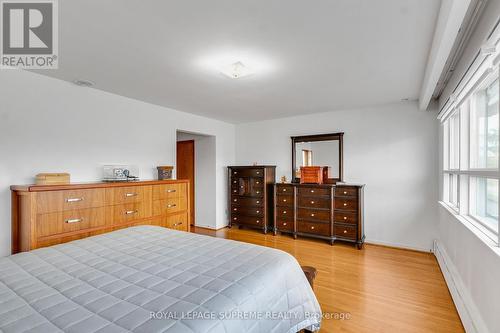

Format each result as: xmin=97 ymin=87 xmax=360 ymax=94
xmin=291 ymin=132 xmax=344 ymax=183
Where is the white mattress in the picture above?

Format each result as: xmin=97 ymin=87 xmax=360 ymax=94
xmin=0 ymin=226 xmax=321 ymax=333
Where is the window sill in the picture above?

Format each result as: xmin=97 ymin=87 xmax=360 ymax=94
xmin=439 ymin=201 xmax=500 ymax=252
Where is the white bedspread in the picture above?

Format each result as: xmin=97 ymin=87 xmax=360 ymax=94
xmin=0 ymin=226 xmax=321 ymax=333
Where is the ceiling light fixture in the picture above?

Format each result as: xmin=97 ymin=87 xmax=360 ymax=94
xmin=220 ymin=61 xmax=253 ymax=79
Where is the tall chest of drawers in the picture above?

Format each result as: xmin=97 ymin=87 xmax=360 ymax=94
xmin=274 ymin=183 xmax=365 ymax=248
xmin=228 ymin=166 xmax=276 ymax=233
xmin=11 ymin=180 xmax=190 ymax=253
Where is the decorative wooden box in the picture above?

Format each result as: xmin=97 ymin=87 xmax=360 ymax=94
xmin=300 ymin=166 xmax=324 ymax=184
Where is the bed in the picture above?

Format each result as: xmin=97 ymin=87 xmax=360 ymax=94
xmin=0 ymin=226 xmax=322 ymax=332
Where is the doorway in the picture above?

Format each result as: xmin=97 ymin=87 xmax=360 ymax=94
xmin=176 ymin=131 xmax=216 ymax=229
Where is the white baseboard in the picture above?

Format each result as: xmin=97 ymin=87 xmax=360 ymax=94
xmin=433 ymin=240 xmax=489 ymax=333
xmin=365 ymin=238 xmax=431 ymax=253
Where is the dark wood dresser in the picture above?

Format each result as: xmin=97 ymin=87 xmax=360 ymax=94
xmin=228 ymin=166 xmax=276 ymax=233
xmin=274 ymin=183 xmax=364 ymax=248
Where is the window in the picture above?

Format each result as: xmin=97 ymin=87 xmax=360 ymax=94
xmin=441 ymin=68 xmax=499 ymax=243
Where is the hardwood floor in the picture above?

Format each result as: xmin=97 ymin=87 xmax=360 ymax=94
xmin=192 ymin=226 xmax=464 ymax=333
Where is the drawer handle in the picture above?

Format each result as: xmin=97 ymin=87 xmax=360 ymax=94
xmin=283 ymin=189 xmax=287 ymax=192
xmin=234 ymin=199 xmax=237 ymax=202
xmin=167 ymin=204 xmax=177 ymax=208
xmin=173 ymin=222 xmax=183 ymax=226
xmin=344 ymin=216 xmax=347 ymax=220
xmin=310 ymin=190 xmax=315 ymax=193
xmin=256 ymin=210 xmax=260 ymax=213
xmin=311 ymin=201 xmax=315 ymax=204
xmin=240 ymin=185 xmax=244 ymax=188
xmin=66 ymin=197 xmax=83 ymax=203
xmin=233 ymin=190 xmax=237 ymax=193
xmin=233 ymin=208 xmax=237 ymax=211
xmin=256 ymin=200 xmax=260 ymax=204
xmin=256 ymin=191 xmax=260 ymax=194
xmin=125 ymin=193 xmax=138 ymax=197
xmin=233 ymin=181 xmax=237 ymax=184
xmin=344 ymin=230 xmax=348 ymax=234
xmin=283 ymin=211 xmax=287 ymax=214
xmin=65 ymin=218 xmax=82 ymax=224
xmin=343 ymin=191 xmax=348 ymax=195
xmin=125 ymin=210 xmax=138 ymax=215
xmin=256 ymin=171 xmax=260 ymax=174
xmin=234 ymin=171 xmax=238 ymax=175
xmin=283 ymin=199 xmax=287 ymax=202
xmin=233 ymin=217 xmax=237 ymax=220
xmin=311 ymin=213 xmax=315 ymax=217
xmin=256 ymin=181 xmax=260 ymax=184
xmin=283 ymin=222 xmax=287 ymax=226
xmin=311 ymin=226 xmax=315 ymax=230
xmin=256 ymin=220 xmax=260 ymax=223
xmin=167 ymin=189 xmax=177 ymax=193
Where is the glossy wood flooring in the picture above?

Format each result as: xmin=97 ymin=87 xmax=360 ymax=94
xmin=192 ymin=226 xmax=464 ymax=333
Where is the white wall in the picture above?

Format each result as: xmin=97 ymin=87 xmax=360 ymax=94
xmin=0 ymin=70 xmax=235 ymax=256
xmin=235 ymin=102 xmax=439 ymax=251
xmin=176 ymin=132 xmax=217 ymax=229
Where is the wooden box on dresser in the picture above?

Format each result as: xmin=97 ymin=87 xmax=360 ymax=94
xmin=228 ymin=166 xmax=276 ymax=233
xmin=274 ymin=183 xmax=365 ymax=249
xmin=11 ymin=180 xmax=190 ymax=254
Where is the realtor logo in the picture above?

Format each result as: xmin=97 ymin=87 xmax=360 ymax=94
xmin=1 ymin=0 xmax=58 ymax=69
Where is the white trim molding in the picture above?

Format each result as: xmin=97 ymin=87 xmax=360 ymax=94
xmin=434 ymin=239 xmax=490 ymax=333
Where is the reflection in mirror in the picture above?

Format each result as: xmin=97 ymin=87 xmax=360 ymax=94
xmin=295 ymin=140 xmax=340 ymax=179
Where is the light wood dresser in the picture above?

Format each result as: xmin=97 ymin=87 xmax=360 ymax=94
xmin=11 ymin=180 xmax=190 ymax=254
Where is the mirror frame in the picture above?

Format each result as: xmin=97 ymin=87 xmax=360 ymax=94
xmin=291 ymin=132 xmax=344 ymax=184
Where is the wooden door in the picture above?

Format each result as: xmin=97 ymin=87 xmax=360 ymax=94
xmin=177 ymin=140 xmax=195 ymax=225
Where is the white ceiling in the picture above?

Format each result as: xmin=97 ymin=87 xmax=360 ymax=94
xmin=35 ymin=0 xmax=441 ymax=123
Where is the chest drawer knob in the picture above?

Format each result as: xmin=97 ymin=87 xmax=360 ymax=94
xmin=283 ymin=199 xmax=287 ymax=202
xmin=233 ymin=217 xmax=237 ymax=220
xmin=256 ymin=210 xmax=260 ymax=213
xmin=233 ymin=208 xmax=237 ymax=211
xmin=311 ymin=201 xmax=315 ymax=204
xmin=283 ymin=189 xmax=287 ymax=192
xmin=233 ymin=190 xmax=237 ymax=193
xmin=311 ymin=213 xmax=315 ymax=217
xmin=66 ymin=197 xmax=83 ymax=203
xmin=256 ymin=181 xmax=260 ymax=184
xmin=311 ymin=226 xmax=315 ymax=230
xmin=343 ymin=191 xmax=348 ymax=195
xmin=310 ymin=190 xmax=315 ymax=193
xmin=343 ymin=203 xmax=347 ymax=206
xmin=343 ymin=230 xmax=348 ymax=234
xmin=344 ymin=216 xmax=347 ymax=220
xmin=256 ymin=220 xmax=260 ymax=223
xmin=283 ymin=210 xmax=287 ymax=214
xmin=283 ymin=222 xmax=287 ymax=226
xmin=234 ymin=171 xmax=238 ymax=175
xmin=65 ymin=218 xmax=82 ymax=224
xmin=234 ymin=199 xmax=237 ymax=202
xmin=125 ymin=210 xmax=138 ymax=215
xmin=256 ymin=200 xmax=260 ymax=204
xmin=256 ymin=191 xmax=260 ymax=194
xmin=240 ymin=185 xmax=244 ymax=188
xmin=256 ymin=171 xmax=260 ymax=174
xmin=125 ymin=193 xmax=138 ymax=197
xmin=233 ymin=181 xmax=237 ymax=184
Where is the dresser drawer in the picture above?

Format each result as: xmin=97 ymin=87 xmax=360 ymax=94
xmin=276 ymin=194 xmax=294 ymax=207
xmin=231 ymin=196 xmax=264 ymax=207
xmin=111 ymin=202 xmax=147 ymax=224
xmin=276 ymin=207 xmax=293 ymax=219
xmin=153 ymin=197 xmax=187 ymax=216
xmin=298 ymin=196 xmax=330 ymax=209
xmin=276 ymin=185 xmax=294 ymax=194
xmin=297 ymin=187 xmax=331 ymax=197
xmin=334 ymin=224 xmax=357 ymax=240
xmin=36 ymin=207 xmax=106 ymax=238
xmin=109 ymin=186 xmax=147 ymax=204
xmin=152 ymin=183 xmax=187 ymax=200
xmin=297 ymin=208 xmax=330 ymax=222
xmin=37 ymin=189 xmax=105 ymax=214
xmin=334 ymin=198 xmax=358 ymax=211
xmin=166 ymin=212 xmax=188 ymax=231
xmin=334 ymin=211 xmax=358 ymax=224
xmin=275 ymin=219 xmax=293 ymax=232
xmin=230 ymin=168 xmax=264 ymax=178
xmin=297 ymin=221 xmax=330 ymax=237
xmin=231 ymin=205 xmax=264 ymax=217
xmin=335 ymin=186 xmax=358 ymax=198
xmin=231 ymin=214 xmax=265 ymax=227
